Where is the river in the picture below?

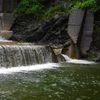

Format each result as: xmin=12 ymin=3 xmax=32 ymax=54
xmin=0 ymin=63 xmax=100 ymax=100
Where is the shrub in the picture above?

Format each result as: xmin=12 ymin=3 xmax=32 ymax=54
xmin=69 ymin=0 xmax=100 ymax=13
xmin=14 ymin=0 xmax=100 ymax=19
xmin=14 ymin=0 xmax=67 ymax=19
xmin=45 ymin=4 xmax=67 ymax=18
xmin=14 ymin=0 xmax=45 ymax=15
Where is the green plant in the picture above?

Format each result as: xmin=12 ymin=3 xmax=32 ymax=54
xmin=69 ymin=0 xmax=100 ymax=13
xmin=14 ymin=0 xmax=67 ymax=19
xmin=45 ymin=4 xmax=67 ymax=18
xmin=14 ymin=0 xmax=45 ymax=15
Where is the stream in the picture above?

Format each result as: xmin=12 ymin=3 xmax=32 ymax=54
xmin=0 ymin=63 xmax=100 ymax=100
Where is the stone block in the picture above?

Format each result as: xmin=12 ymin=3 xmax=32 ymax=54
xmin=0 ymin=13 xmax=14 ymax=30
xmin=0 ymin=0 xmax=18 ymax=13
xmin=0 ymin=30 xmax=13 ymax=39
xmin=68 ymin=9 xmax=85 ymax=44
xmin=80 ymin=10 xmax=94 ymax=53
xmin=53 ymin=48 xmax=62 ymax=55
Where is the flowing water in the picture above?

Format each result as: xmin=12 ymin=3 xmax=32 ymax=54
xmin=0 ymin=39 xmax=100 ymax=100
xmin=0 ymin=63 xmax=100 ymax=100
xmin=0 ymin=42 xmax=56 ymax=67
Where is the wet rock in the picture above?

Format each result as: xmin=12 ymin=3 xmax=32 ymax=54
xmin=57 ymin=54 xmax=66 ymax=62
xmin=10 ymin=14 xmax=70 ymax=46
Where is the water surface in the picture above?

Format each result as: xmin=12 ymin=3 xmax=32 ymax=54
xmin=0 ymin=63 xmax=100 ymax=100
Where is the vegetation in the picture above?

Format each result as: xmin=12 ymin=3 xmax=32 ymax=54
xmin=14 ymin=0 xmax=66 ymax=19
xmin=14 ymin=0 xmax=100 ymax=18
xmin=69 ymin=0 xmax=100 ymax=12
xmin=45 ymin=4 xmax=67 ymax=18
xmin=14 ymin=0 xmax=45 ymax=16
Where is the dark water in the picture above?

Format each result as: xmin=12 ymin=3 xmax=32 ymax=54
xmin=0 ymin=63 xmax=100 ymax=100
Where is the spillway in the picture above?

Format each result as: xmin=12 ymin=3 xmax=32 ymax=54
xmin=0 ymin=42 xmax=57 ymax=67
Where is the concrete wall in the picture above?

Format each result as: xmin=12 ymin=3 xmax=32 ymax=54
xmin=0 ymin=0 xmax=18 ymax=12
xmin=0 ymin=0 xmax=19 ymax=39
xmin=0 ymin=13 xmax=14 ymax=39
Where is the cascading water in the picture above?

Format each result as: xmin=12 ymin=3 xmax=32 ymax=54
xmin=62 ymin=54 xmax=95 ymax=64
xmin=0 ymin=37 xmax=96 ymax=75
xmin=0 ymin=42 xmax=57 ymax=68
xmin=0 ymin=37 xmax=7 ymax=41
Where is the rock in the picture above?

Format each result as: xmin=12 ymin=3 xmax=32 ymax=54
xmin=53 ymin=48 xmax=62 ymax=55
xmin=57 ymin=54 xmax=66 ymax=62
xmin=62 ymin=40 xmax=80 ymax=59
xmin=10 ymin=14 xmax=70 ymax=46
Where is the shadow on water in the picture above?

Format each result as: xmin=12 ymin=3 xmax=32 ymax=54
xmin=0 ymin=63 xmax=100 ymax=100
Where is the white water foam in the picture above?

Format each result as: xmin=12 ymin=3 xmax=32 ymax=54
xmin=62 ymin=54 xmax=95 ymax=64
xmin=0 ymin=36 xmax=12 ymax=42
xmin=0 ymin=36 xmax=6 ymax=41
xmin=0 ymin=63 xmax=59 ymax=74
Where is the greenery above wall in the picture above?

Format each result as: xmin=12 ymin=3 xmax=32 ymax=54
xmin=69 ymin=0 xmax=100 ymax=12
xmin=14 ymin=0 xmax=66 ymax=19
xmin=45 ymin=4 xmax=67 ymax=18
xmin=14 ymin=0 xmax=100 ymax=19
xmin=14 ymin=0 xmax=45 ymax=15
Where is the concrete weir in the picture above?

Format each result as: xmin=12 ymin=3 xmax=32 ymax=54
xmin=0 ymin=42 xmax=57 ymax=67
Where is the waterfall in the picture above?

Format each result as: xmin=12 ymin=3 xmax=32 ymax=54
xmin=0 ymin=40 xmax=96 ymax=70
xmin=0 ymin=42 xmax=57 ymax=68
xmin=62 ymin=54 xmax=95 ymax=64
